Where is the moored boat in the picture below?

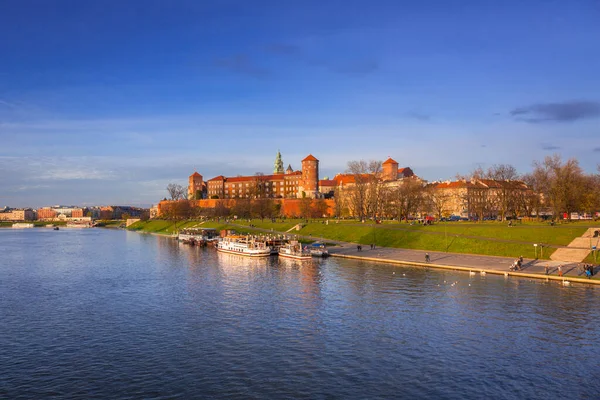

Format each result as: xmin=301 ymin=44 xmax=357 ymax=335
xmin=217 ymin=235 xmax=272 ymax=257
xmin=178 ymin=228 xmax=219 ymax=246
xmin=309 ymin=242 xmax=329 ymax=257
xmin=278 ymin=240 xmax=312 ymax=260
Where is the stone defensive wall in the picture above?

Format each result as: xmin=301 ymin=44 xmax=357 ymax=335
xmin=158 ymin=198 xmax=335 ymax=218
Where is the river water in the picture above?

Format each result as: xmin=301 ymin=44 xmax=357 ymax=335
xmin=1 ymin=228 xmax=599 ymax=399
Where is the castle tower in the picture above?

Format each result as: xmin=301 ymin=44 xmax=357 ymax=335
xmin=382 ymin=157 xmax=399 ymax=181
xmin=274 ymin=150 xmax=284 ymax=174
xmin=299 ymin=154 xmax=319 ymax=198
xmin=285 ymin=164 xmax=293 ymax=175
xmin=188 ymin=172 xmax=204 ymax=200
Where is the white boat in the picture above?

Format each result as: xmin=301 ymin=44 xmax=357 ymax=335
xmin=278 ymin=241 xmax=312 ymax=260
xmin=309 ymin=242 xmax=329 ymax=257
xmin=178 ymin=228 xmax=219 ymax=246
xmin=216 ymin=235 xmax=272 ymax=257
xmin=12 ymin=223 xmax=34 ymax=228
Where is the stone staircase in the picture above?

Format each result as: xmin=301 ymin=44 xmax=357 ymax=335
xmin=550 ymin=227 xmax=600 ymax=262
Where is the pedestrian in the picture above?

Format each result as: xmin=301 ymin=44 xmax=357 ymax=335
xmin=545 ymin=265 xmax=549 ymax=275
xmin=425 ymin=253 xmax=430 ymax=263
xmin=558 ymin=265 xmax=563 ymax=277
xmin=357 ymin=245 xmax=360 ymax=252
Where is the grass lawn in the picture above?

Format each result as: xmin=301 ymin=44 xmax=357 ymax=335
xmin=298 ymin=223 xmax=544 ymax=259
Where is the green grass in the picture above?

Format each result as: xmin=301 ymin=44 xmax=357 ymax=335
xmin=332 ymin=220 xmax=589 ymax=246
xmin=298 ymin=223 xmax=544 ymax=259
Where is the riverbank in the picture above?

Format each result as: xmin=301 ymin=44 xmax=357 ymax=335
xmin=128 ymin=219 xmax=599 ymax=284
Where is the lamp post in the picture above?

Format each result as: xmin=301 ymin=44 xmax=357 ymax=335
xmin=444 ymin=216 xmax=448 ymax=252
xmin=534 ymin=243 xmax=538 ymax=259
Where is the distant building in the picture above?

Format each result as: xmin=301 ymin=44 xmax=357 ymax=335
xmin=99 ymin=206 xmax=147 ymax=220
xmin=37 ymin=207 xmax=58 ymax=220
xmin=430 ymin=179 xmax=531 ymax=219
xmin=205 ymin=153 xmax=320 ymax=199
xmin=188 ymin=172 xmax=206 ymax=200
xmin=0 ymin=208 xmax=35 ymax=221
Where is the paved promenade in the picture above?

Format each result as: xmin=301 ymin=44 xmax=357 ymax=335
xmin=328 ymin=243 xmax=599 ymax=285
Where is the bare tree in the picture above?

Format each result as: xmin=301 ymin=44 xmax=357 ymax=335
xmin=392 ymin=178 xmax=424 ymax=222
xmin=252 ymin=198 xmax=276 ymax=221
xmin=166 ymin=183 xmax=186 ymax=200
xmin=426 ymin=185 xmax=451 ymax=220
xmin=346 ymin=159 xmax=383 ymax=220
xmin=299 ymin=196 xmax=313 ymax=221
xmin=532 ymin=155 xmax=586 ymax=221
xmin=333 ymin=186 xmax=346 ymax=218
xmin=484 ymin=164 xmax=520 ymax=220
xmin=312 ymin=199 xmax=330 ymax=218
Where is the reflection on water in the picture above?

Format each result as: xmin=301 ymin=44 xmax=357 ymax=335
xmin=1 ymin=228 xmax=599 ymax=399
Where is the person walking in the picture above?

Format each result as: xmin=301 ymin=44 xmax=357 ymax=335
xmin=425 ymin=253 xmax=430 ymax=263
xmin=558 ymin=265 xmax=563 ymax=277
xmin=545 ymin=265 xmax=550 ymax=275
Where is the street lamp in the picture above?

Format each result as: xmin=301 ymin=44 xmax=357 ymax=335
xmin=445 ymin=218 xmax=448 ymax=252
xmin=533 ymin=243 xmax=538 ymax=259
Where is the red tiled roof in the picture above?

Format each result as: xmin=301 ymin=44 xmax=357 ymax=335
xmin=382 ymin=157 xmax=398 ymax=165
xmin=191 ymin=172 xmax=202 ymax=177
xmin=333 ymin=173 xmax=374 ymax=185
xmin=207 ymin=175 xmax=225 ymax=182
xmin=302 ymin=154 xmax=318 ymax=162
xmin=435 ymin=180 xmax=488 ymax=189
xmin=319 ymin=179 xmax=337 ymax=186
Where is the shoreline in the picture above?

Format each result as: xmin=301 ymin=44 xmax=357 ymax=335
xmin=126 ymin=222 xmax=599 ymax=285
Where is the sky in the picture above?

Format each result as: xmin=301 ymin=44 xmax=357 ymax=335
xmin=1 ymin=0 xmax=599 ymax=208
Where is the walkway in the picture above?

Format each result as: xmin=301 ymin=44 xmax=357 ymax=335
xmin=328 ymin=244 xmax=598 ymax=284
xmin=550 ymin=227 xmax=600 ymax=262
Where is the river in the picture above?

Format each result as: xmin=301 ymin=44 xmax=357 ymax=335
xmin=1 ymin=228 xmax=598 ymax=399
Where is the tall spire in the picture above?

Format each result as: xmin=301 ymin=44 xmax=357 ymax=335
xmin=274 ymin=150 xmax=284 ymax=174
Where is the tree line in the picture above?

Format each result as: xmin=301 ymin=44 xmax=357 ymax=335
xmin=160 ymin=196 xmax=331 ymax=221
xmin=337 ymin=155 xmax=600 ymax=221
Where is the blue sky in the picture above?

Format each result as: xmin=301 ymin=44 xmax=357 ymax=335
xmin=1 ymin=0 xmax=599 ymax=207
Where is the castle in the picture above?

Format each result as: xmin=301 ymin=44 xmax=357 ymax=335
xmin=188 ymin=151 xmax=320 ymax=200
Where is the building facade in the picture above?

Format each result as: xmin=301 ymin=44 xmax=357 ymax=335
xmin=205 ymin=153 xmax=319 ymax=199
xmin=0 ymin=208 xmax=35 ymax=221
